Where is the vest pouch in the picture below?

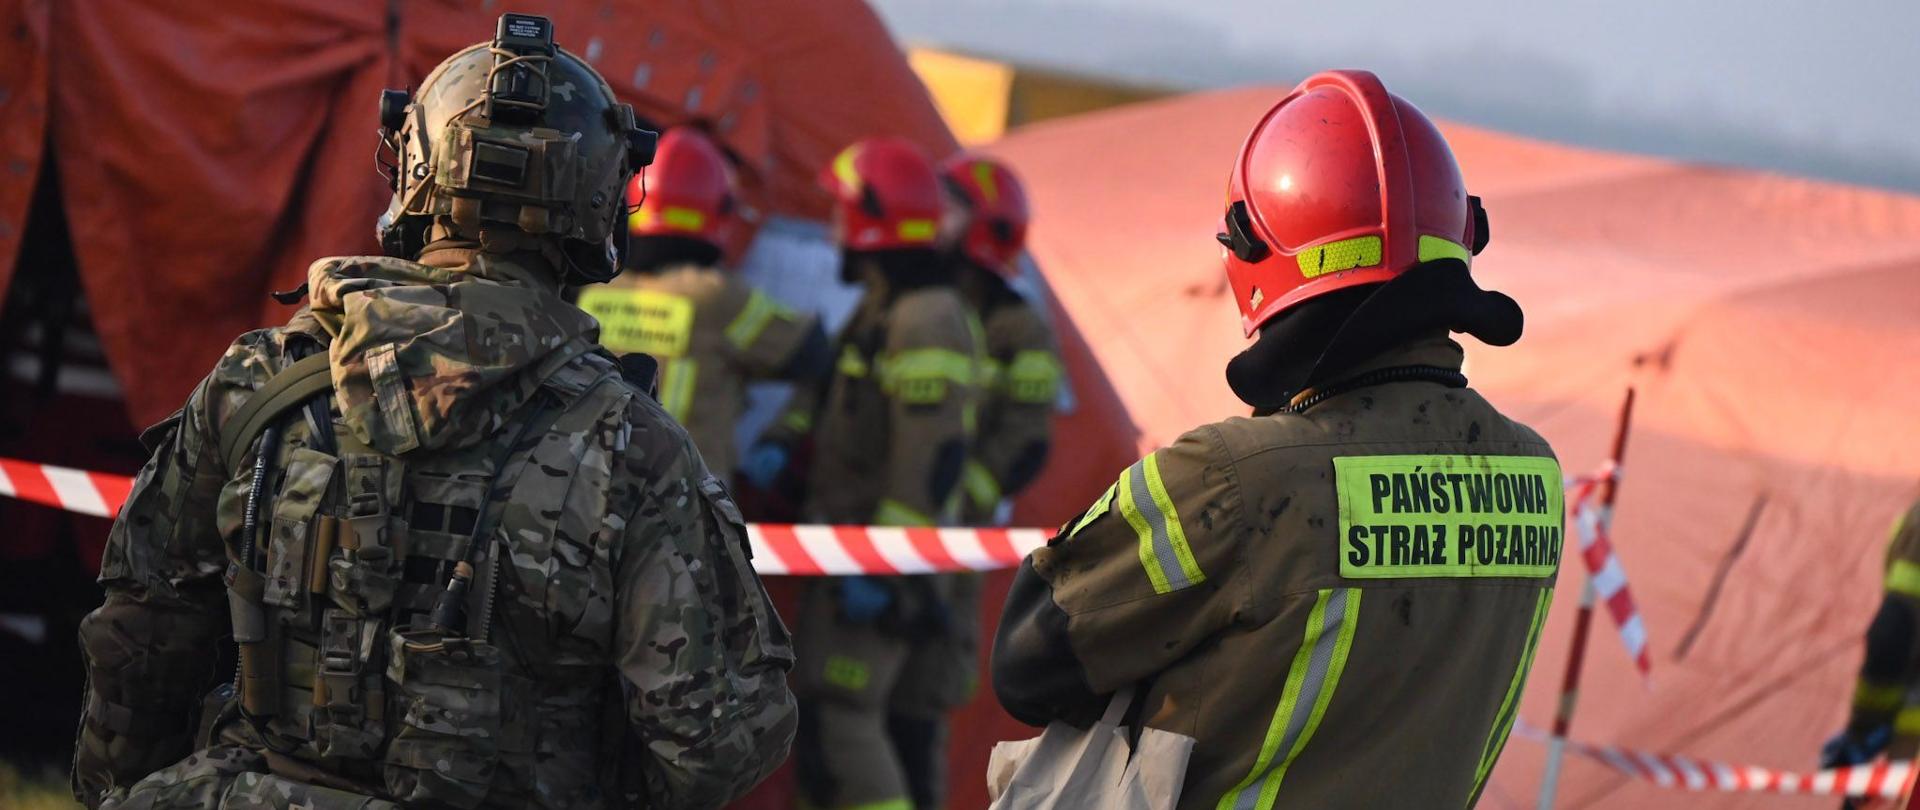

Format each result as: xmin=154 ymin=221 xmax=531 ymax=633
xmin=263 ymin=448 xmax=338 ymax=621
xmin=329 ymin=455 xmax=406 ymax=617
xmin=383 ymin=627 xmax=502 ymax=809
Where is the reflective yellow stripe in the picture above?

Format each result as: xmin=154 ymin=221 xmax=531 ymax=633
xmin=837 ymin=345 xmax=869 ymax=378
xmin=780 ymin=408 xmax=813 ymax=434
xmin=823 ymin=654 xmax=872 ymax=692
xmin=725 ymin=290 xmax=782 ymax=350
xmin=1469 ymin=588 xmax=1554 ymax=804
xmin=1119 ymin=452 xmax=1204 ymax=594
xmin=658 ymin=358 xmax=697 ymax=422
xmin=1419 ymin=234 xmax=1471 ymax=264
xmin=963 ymin=460 xmax=1001 ymax=511
xmin=1856 ymin=680 xmax=1908 ymax=713
xmin=1297 ymin=236 xmax=1381 ymax=279
xmin=1217 ymin=588 xmax=1361 ymax=810
xmin=1888 ymin=560 xmax=1920 ymax=598
xmin=1897 ymin=705 xmax=1920 ymax=737
xmin=844 ymin=800 xmax=913 ymax=810
xmin=971 ymin=160 xmax=999 ymax=202
xmin=879 ymin=348 xmax=975 ymax=404
xmin=1005 ymin=349 xmax=1061 ymax=404
xmin=831 ymin=146 xmax=862 ymax=191
xmin=875 ymin=498 xmax=933 ymax=527
xmin=897 ymin=218 xmax=937 ymax=242
xmin=1065 ymin=482 xmax=1116 ymax=539
xmin=1296 ymin=234 xmax=1472 ymax=280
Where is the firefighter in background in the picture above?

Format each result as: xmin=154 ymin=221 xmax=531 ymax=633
xmin=576 ymin=127 xmax=829 ymax=480
xmin=873 ymin=155 xmax=1063 ymax=810
xmin=1822 ymin=497 xmax=1920 ymax=774
xmin=781 ymin=137 xmax=982 ymax=810
xmin=992 ymin=70 xmax=1562 ymax=808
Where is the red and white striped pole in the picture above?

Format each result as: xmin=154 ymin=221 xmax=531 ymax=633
xmin=1537 ymin=387 xmax=1636 ymax=810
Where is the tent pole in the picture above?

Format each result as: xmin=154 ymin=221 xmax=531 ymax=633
xmin=1536 ymin=388 xmax=1636 ymax=810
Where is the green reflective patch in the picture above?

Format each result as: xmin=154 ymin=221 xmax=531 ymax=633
xmin=1887 ymin=559 xmax=1920 ymax=598
xmin=824 ymin=655 xmax=872 ymax=692
xmin=577 ymin=287 xmax=693 ymax=357
xmin=1334 ymin=455 xmax=1564 ymax=579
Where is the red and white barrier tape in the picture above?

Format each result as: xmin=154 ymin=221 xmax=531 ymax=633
xmin=1568 ymin=464 xmax=1652 ymax=679
xmin=0 ymin=457 xmax=1047 ymax=574
xmin=1517 ymin=721 xmax=1913 ymax=799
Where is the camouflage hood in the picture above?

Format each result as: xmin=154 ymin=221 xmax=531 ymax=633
xmin=306 ymin=252 xmax=600 ymax=455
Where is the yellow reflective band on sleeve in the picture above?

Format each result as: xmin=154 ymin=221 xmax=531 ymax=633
xmin=1897 ymin=705 xmax=1920 ymax=737
xmin=837 ymin=345 xmax=870 ymax=378
xmin=897 ymin=218 xmax=937 ymax=242
xmin=1855 ymin=679 xmax=1908 ymax=713
xmin=657 ymin=357 xmax=697 ymax=422
xmin=1469 ymin=588 xmax=1554 ymax=805
xmin=1005 ymin=349 xmax=1062 ymax=404
xmin=1335 ymin=455 xmax=1564 ymax=579
xmin=823 ymin=654 xmax=872 ymax=692
xmin=1888 ymin=559 xmax=1920 ymax=598
xmin=875 ymin=498 xmax=934 ymax=527
xmin=1419 ymin=234 xmax=1472 ymax=264
xmin=576 ymin=288 xmax=693 ymax=357
xmin=780 ymin=408 xmax=813 ymax=434
xmin=879 ymin=348 xmax=975 ymax=405
xmin=963 ymin=460 xmax=1002 ymax=511
xmin=1297 ymin=236 xmax=1381 ymax=279
xmin=1216 ymin=587 xmax=1361 ymax=810
xmin=1064 ymin=482 xmax=1117 ymax=539
xmin=1119 ymin=452 xmax=1205 ymax=594
xmin=725 ymin=290 xmax=783 ymax=350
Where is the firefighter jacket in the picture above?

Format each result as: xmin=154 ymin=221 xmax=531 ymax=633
xmin=577 ymin=263 xmax=824 ymax=480
xmin=802 ymin=282 xmax=980 ymax=527
xmin=1846 ymin=498 xmax=1920 ymax=753
xmin=960 ymin=294 xmax=1061 ymax=524
xmin=993 ymin=338 xmax=1562 ymax=809
xmin=73 ymin=248 xmax=796 ymax=810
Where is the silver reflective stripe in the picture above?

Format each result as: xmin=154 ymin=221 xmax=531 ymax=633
xmin=1228 ymin=587 xmax=1354 ymax=810
xmin=1129 ymin=458 xmax=1192 ymax=591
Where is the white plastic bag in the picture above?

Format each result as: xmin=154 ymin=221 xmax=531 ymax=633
xmin=987 ymin=688 xmax=1195 ymax=810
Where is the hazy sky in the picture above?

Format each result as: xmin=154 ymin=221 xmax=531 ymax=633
xmin=871 ymin=0 xmax=1920 ymax=191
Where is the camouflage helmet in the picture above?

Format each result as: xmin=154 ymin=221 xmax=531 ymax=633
xmin=377 ymin=14 xmax=658 ymax=284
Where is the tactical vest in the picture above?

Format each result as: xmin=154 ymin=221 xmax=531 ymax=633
xmin=215 ymin=339 xmax=638 ymax=808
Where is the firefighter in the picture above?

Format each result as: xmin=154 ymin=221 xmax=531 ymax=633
xmin=787 ymin=137 xmax=981 ymax=810
xmin=576 ymin=127 xmax=829 ymax=480
xmin=71 ymin=16 xmax=795 ymax=810
xmin=1822 ymin=497 xmax=1920 ymax=773
xmin=991 ymin=70 xmax=1560 ymax=808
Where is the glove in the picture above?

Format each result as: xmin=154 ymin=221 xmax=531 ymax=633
xmin=740 ymin=442 xmax=790 ymax=490
xmin=1821 ymin=724 xmax=1891 ymax=769
xmin=837 ymin=576 xmax=895 ymax=624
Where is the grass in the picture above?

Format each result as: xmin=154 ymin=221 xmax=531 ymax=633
xmin=0 ymin=761 xmax=80 ymax=810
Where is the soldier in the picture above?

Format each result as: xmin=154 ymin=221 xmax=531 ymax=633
xmin=992 ymin=70 xmax=1559 ymax=808
xmin=71 ymin=16 xmax=795 ymax=810
xmin=784 ymin=137 xmax=981 ymax=810
xmin=1823 ymin=497 xmax=1920 ymax=774
xmin=576 ymin=127 xmax=830 ymax=481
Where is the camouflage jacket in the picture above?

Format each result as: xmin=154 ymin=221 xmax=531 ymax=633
xmin=73 ymin=247 xmax=796 ymax=809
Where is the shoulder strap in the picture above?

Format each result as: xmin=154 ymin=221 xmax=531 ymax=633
xmin=220 ymin=353 xmax=335 ymax=473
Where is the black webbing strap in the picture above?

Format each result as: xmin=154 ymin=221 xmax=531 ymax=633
xmin=219 ymin=353 xmax=335 ymax=474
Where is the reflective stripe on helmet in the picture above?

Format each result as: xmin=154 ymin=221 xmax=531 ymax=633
xmin=897 ymin=218 xmax=937 ymax=242
xmin=1296 ymin=234 xmax=1471 ymax=280
xmin=1216 ymin=587 xmax=1362 ymax=810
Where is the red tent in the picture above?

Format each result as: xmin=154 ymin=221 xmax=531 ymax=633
xmin=982 ymin=86 xmax=1920 ymax=807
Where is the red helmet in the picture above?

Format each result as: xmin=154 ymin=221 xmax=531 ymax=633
xmin=819 ymin=137 xmax=944 ymax=251
xmin=940 ymin=154 xmax=1030 ymax=277
xmin=626 ymin=128 xmax=736 ymax=248
xmin=1220 ymin=70 xmax=1487 ymax=336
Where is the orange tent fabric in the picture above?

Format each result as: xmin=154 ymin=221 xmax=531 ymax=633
xmin=984 ymin=86 xmax=1920 ymax=807
xmin=1 ymin=0 xmax=955 ymax=428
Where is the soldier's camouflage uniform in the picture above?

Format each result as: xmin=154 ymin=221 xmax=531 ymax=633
xmin=73 ymin=247 xmax=797 ymax=810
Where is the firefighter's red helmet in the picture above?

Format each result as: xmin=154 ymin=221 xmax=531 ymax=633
xmin=819 ymin=137 xmax=944 ymax=251
xmin=626 ymin=128 xmax=735 ymax=248
xmin=1220 ymin=70 xmax=1487 ymax=336
xmin=940 ymin=154 xmax=1030 ymax=277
